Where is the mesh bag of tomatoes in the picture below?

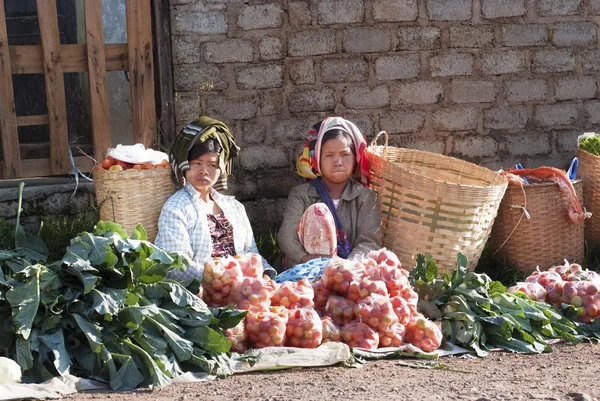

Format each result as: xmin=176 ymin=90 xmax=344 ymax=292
xmin=234 ymin=253 xmax=264 ymax=278
xmin=324 ymin=295 xmax=356 ymax=326
xmin=97 ymin=155 xmax=170 ymax=171
xmin=347 ymin=277 xmax=388 ymax=302
xmin=340 ymin=322 xmax=379 ymax=350
xmin=229 ymin=276 xmax=277 ymax=311
xmin=560 ymin=281 xmax=600 ymax=323
xmin=271 ymin=278 xmax=314 ymax=309
xmin=285 ymin=308 xmax=323 ymax=348
xmin=353 ymin=294 xmax=398 ymax=333
xmin=225 ymin=320 xmax=247 ymax=353
xmin=321 ymin=257 xmax=366 ymax=295
xmin=202 ymin=257 xmax=243 ymax=307
xmin=245 ymin=308 xmax=289 ymax=348
xmin=311 ymin=278 xmax=330 ymax=316
xmin=404 ymin=314 xmax=443 ymax=353
xmin=321 ymin=316 xmax=341 ymax=344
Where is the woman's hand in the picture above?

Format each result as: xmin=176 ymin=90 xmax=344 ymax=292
xmin=300 ymin=254 xmax=331 ymax=263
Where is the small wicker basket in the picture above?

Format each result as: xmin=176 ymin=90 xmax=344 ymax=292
xmin=576 ymin=148 xmax=600 ymax=243
xmin=366 ymin=132 xmax=508 ymax=274
xmin=93 ymin=167 xmax=175 ymax=241
xmin=491 ymin=180 xmax=585 ymax=272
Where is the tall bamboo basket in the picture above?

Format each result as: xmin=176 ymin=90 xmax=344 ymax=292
xmin=576 ymin=148 xmax=600 ymax=243
xmin=366 ymin=132 xmax=508 ymax=274
xmin=491 ymin=180 xmax=585 ymax=272
xmin=93 ymin=167 xmax=174 ymax=241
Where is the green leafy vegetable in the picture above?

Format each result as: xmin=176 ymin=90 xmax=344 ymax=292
xmin=579 ymin=135 xmax=600 ymax=157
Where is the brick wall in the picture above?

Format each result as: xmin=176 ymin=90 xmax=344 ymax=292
xmin=170 ymin=0 xmax=600 ymax=235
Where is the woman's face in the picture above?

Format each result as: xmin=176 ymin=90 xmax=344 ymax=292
xmin=319 ymin=135 xmax=355 ymax=186
xmin=186 ymin=152 xmax=221 ymax=193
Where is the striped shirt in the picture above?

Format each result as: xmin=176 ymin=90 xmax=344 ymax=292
xmin=155 ymin=182 xmax=275 ymax=284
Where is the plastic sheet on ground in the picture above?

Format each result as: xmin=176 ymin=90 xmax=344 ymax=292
xmin=0 ymin=342 xmax=469 ymax=400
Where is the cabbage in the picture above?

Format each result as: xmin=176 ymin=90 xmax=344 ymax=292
xmin=0 ymin=357 xmax=21 ymax=384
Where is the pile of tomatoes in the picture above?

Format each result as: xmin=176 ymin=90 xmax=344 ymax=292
xmin=96 ymin=156 xmax=170 ymax=171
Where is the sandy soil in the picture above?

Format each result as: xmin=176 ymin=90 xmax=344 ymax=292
xmin=64 ymin=342 xmax=600 ymax=401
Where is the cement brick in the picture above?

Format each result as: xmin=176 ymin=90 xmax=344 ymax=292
xmin=584 ymin=100 xmax=600 ymax=124
xmin=237 ymin=4 xmax=283 ymax=31
xmin=171 ymin=10 xmax=228 ymax=35
xmin=505 ymin=79 xmax=548 ymax=102
xmin=532 ymin=49 xmax=576 ymax=73
xmin=380 ymin=109 xmax=426 ymax=133
xmin=432 ymin=107 xmax=478 ymax=131
xmin=502 ymin=24 xmax=548 ymax=47
xmin=426 ymin=0 xmax=472 ymax=21
xmin=430 ymin=52 xmax=474 ymax=77
xmin=538 ymin=0 xmax=581 ymax=16
xmin=342 ymin=86 xmax=390 ymax=109
xmin=344 ymin=113 xmax=374 ymax=137
xmin=583 ymin=49 xmax=600 ymax=71
xmin=242 ymin=120 xmax=267 ymax=144
xmin=272 ymin=117 xmax=319 ymax=141
xmin=255 ymin=171 xmax=301 ymax=200
xmin=261 ymin=90 xmax=284 ymax=116
xmin=343 ymin=28 xmax=392 ymax=53
xmin=397 ymin=26 xmax=441 ymax=51
xmin=591 ymin=0 xmax=600 ymax=14
xmin=289 ymin=2 xmax=312 ymax=25
xmin=373 ymin=0 xmax=418 ymax=22
xmin=375 ymin=54 xmax=421 ymax=80
xmin=322 ymin=58 xmax=369 ymax=83
xmin=317 ymin=0 xmax=365 ymax=25
xmin=556 ymin=130 xmax=582 ymax=153
xmin=453 ymin=136 xmax=498 ymax=158
xmin=171 ymin=36 xmax=201 ymax=64
xmin=506 ymin=133 xmax=552 ymax=156
xmin=236 ymin=64 xmax=283 ymax=90
xmin=289 ymin=59 xmax=316 ymax=85
xmin=481 ymin=0 xmax=526 ymax=18
xmin=173 ymin=64 xmax=227 ymax=92
xmin=388 ymin=134 xmax=446 ymax=153
xmin=392 ymin=81 xmax=444 ymax=105
xmin=173 ymin=91 xmax=202 ymax=125
xmin=239 ymin=145 xmax=288 ymax=171
xmin=288 ymin=30 xmax=336 ymax=57
xmin=555 ymin=77 xmax=598 ymax=100
xmin=534 ymin=103 xmax=579 ymax=127
xmin=289 ymin=88 xmax=336 ymax=112
xmin=259 ymin=37 xmax=283 ymax=61
xmin=202 ymin=40 xmax=254 ymax=63
xmin=449 ymin=25 xmax=495 ymax=48
xmin=484 ymin=106 xmax=529 ymax=129
xmin=481 ymin=50 xmax=528 ymax=75
xmin=451 ymin=79 xmax=497 ymax=103
xmin=552 ymin=22 xmax=597 ymax=47
xmin=205 ymin=94 xmax=260 ymax=120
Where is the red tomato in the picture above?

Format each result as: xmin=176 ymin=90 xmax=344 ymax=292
xmin=101 ymin=158 xmax=113 ymax=169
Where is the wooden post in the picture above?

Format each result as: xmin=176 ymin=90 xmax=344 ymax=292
xmin=37 ymin=0 xmax=70 ymax=175
xmin=126 ymin=0 xmax=156 ymax=148
xmin=0 ymin=0 xmax=21 ymax=178
xmin=84 ymin=1 xmax=111 ymax=162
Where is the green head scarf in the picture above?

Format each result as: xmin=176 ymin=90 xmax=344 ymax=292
xmin=170 ymin=116 xmax=240 ymax=191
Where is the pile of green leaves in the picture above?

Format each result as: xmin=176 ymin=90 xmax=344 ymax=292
xmin=0 ymin=214 xmax=245 ymax=390
xmin=410 ymin=254 xmax=581 ymax=356
xmin=579 ymin=135 xmax=600 ymax=157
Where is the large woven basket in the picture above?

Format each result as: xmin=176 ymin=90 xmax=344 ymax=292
xmin=491 ymin=180 xmax=585 ymax=272
xmin=366 ymin=132 xmax=508 ymax=274
xmin=93 ymin=167 xmax=175 ymax=241
xmin=576 ymin=148 xmax=600 ymax=243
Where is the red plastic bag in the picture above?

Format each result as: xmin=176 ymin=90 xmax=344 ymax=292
xmin=228 ymin=277 xmax=277 ymax=311
xmin=271 ymin=278 xmax=314 ymax=309
xmin=285 ymin=308 xmax=323 ymax=348
xmin=246 ymin=309 xmax=288 ymax=348
xmin=202 ymin=257 xmax=243 ymax=307
xmin=340 ymin=322 xmax=379 ymax=350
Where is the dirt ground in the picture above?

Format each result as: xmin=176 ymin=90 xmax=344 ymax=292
xmin=63 ymin=342 xmax=600 ymax=401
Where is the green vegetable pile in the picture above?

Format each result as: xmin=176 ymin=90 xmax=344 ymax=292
xmin=0 ymin=187 xmax=245 ymax=390
xmin=410 ymin=254 xmax=582 ymax=356
xmin=579 ymin=135 xmax=600 ymax=157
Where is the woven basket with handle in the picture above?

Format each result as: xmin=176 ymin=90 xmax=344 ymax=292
xmin=491 ymin=180 xmax=584 ymax=272
xmin=576 ymin=148 xmax=600 ymax=243
xmin=365 ymin=132 xmax=508 ymax=274
xmin=93 ymin=167 xmax=175 ymax=242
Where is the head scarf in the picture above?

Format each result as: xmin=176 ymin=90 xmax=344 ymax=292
xmin=296 ymin=117 xmax=370 ymax=186
xmin=170 ymin=116 xmax=240 ymax=191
